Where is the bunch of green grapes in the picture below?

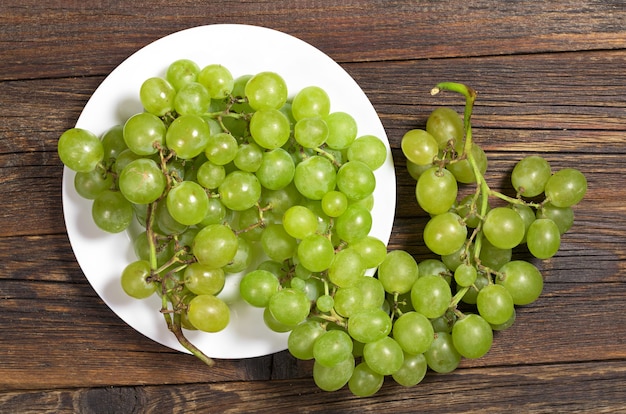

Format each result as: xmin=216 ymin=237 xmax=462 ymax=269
xmin=58 ymin=59 xmax=389 ymax=369
xmin=399 ymin=82 xmax=587 ymax=374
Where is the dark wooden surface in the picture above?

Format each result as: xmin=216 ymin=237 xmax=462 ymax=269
xmin=2 ymin=1 xmax=626 ymax=412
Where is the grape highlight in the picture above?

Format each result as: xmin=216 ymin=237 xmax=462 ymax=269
xmin=59 ymin=59 xmax=586 ymax=397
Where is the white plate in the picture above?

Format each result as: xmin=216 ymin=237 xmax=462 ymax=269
xmin=62 ymin=24 xmax=396 ymax=359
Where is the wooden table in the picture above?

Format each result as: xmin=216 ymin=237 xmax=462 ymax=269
xmin=2 ymin=1 xmax=625 ymax=412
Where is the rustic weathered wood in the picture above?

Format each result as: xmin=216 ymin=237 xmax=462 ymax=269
xmin=1 ymin=0 xmax=625 ymax=412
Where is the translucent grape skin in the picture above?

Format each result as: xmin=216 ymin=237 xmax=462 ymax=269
xmin=58 ymin=128 xmax=104 ymax=173
xmin=452 ymin=313 xmax=493 ymax=359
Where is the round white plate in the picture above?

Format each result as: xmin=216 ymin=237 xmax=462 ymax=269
xmin=62 ymin=24 xmax=396 ymax=359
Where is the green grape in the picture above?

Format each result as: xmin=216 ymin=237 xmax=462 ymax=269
xmin=347 ymin=308 xmax=392 ymax=343
xmin=526 ymin=218 xmax=561 ymax=259
xmin=328 ymin=248 xmax=366 ymax=288
xmin=261 ymin=223 xmax=297 ymax=262
xmin=245 ymin=71 xmax=288 ymax=111
xmin=192 ymin=223 xmax=238 ymax=268
xmin=293 ymin=155 xmax=337 ymax=200
xmin=392 ymin=311 xmax=434 ymax=355
xmin=187 ymin=294 xmax=230 ymax=333
xmin=424 ymin=331 xmax=461 ymax=373
xmin=197 ymin=64 xmax=234 ymax=99
xmin=430 ymin=310 xmax=457 ymax=333
xmin=282 ymin=205 xmax=318 ymax=240
xmin=166 ymin=114 xmax=211 ymax=159
xmin=476 ymin=284 xmax=515 ymax=325
xmin=288 ymin=320 xmax=326 ymax=360
xmin=118 ymin=158 xmax=166 ymax=204
xmin=112 ymin=148 xmax=143 ymax=176
xmin=233 ymin=142 xmax=263 ymax=173
xmin=166 ymin=59 xmax=199 ymax=91
xmin=222 ymin=237 xmax=252 ymax=273
xmin=92 ymin=190 xmax=133 ymax=233
xmin=482 ymin=207 xmax=525 ymax=250
xmin=316 ymin=294 xmax=335 ymax=313
xmin=441 ymin=245 xmax=465 ymax=272
xmin=496 ymin=260 xmax=543 ymax=305
xmin=423 ymin=212 xmax=467 ymax=256
xmin=348 ymin=362 xmax=384 ymax=397
xmin=291 ymin=86 xmax=331 ymax=120
xmin=537 ymin=203 xmax=574 ymax=235
xmin=452 ymin=313 xmax=493 ymax=359
xmin=511 ymin=155 xmax=552 ymax=197
xmin=426 ymin=107 xmax=464 ymax=150
xmin=268 ymin=288 xmax=311 ymax=327
xmin=218 ymin=170 xmax=262 ymax=211
xmin=363 ymin=336 xmax=404 ymax=376
xmin=132 ymin=231 xmax=172 ymax=266
xmin=120 ymin=259 xmax=156 ymax=299
xmin=235 ymin=206 xmax=264 ymax=242
xmin=174 ymin=81 xmax=211 ymax=116
xmin=166 ymin=180 xmax=209 ymax=226
xmin=377 ymin=250 xmax=419 ymax=294
xmin=347 ymin=135 xmax=388 ymax=171
xmin=297 ymin=234 xmax=335 ymax=272
xmin=392 ymin=353 xmax=427 ymax=387
xmin=357 ymin=276 xmax=386 ymax=309
xmin=294 ymin=117 xmax=329 ymax=148
xmin=261 ymin=182 xmax=302 ymax=216
xmin=491 ymin=308 xmax=516 ymax=331
xmin=545 ymin=168 xmax=587 ymax=207
xmin=334 ymin=204 xmax=372 ymax=243
xmin=416 ymin=167 xmax=458 ymax=215
xmin=350 ymin=236 xmax=387 ymax=269
xmin=256 ymin=148 xmax=296 ymax=190
xmin=418 ymin=258 xmax=451 ymax=279
xmin=313 ymin=329 xmax=354 ymax=367
xmin=184 ymin=263 xmax=225 ymax=296
xmin=263 ymin=307 xmax=294 ymax=333
xmin=196 ymin=161 xmax=226 ymax=189
xmin=454 ymin=263 xmax=477 ymax=287
xmin=313 ymin=354 xmax=355 ymax=392
xmin=239 ymin=269 xmax=280 ymax=307
xmin=411 ymin=274 xmax=452 ymax=319
xmin=325 ymin=111 xmax=358 ymax=150
xmin=455 ymin=194 xmax=485 ymax=229
xmin=401 ymin=129 xmax=439 ymax=166
xmin=478 ymin=237 xmax=512 ymax=271
xmin=205 ymin=132 xmax=238 ymax=166
xmin=406 ymin=159 xmax=432 ymax=181
xmin=101 ymin=124 xmax=128 ymax=162
xmin=74 ymin=168 xmax=113 ymax=199
xmin=58 ymin=128 xmax=104 ymax=172
xmin=336 ymin=161 xmax=376 ymax=201
xmin=249 ymin=109 xmax=291 ymax=150
xmin=446 ymin=144 xmax=487 ymax=184
xmin=139 ymin=77 xmax=176 ymax=116
xmin=321 ymin=190 xmax=348 ymax=217
xmin=333 ymin=286 xmax=363 ymax=317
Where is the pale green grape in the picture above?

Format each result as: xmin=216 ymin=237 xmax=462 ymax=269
xmin=218 ymin=170 xmax=262 ymax=211
xmin=222 ymin=237 xmax=252 ymax=273
xmin=363 ymin=336 xmax=404 ymax=376
xmin=496 ymin=260 xmax=543 ymax=305
xmin=416 ymin=167 xmax=458 ymax=215
xmin=423 ymin=212 xmax=467 ymax=256
xmin=120 ymin=259 xmax=156 ymax=299
xmin=511 ymin=155 xmax=552 ymax=197
xmin=476 ymin=284 xmax=515 ymax=325
xmin=537 ymin=203 xmax=574 ymax=235
xmin=357 ymin=276 xmax=386 ymax=309
xmin=545 ymin=168 xmax=587 ymax=207
xmin=205 ymin=132 xmax=238 ymax=166
xmin=166 ymin=59 xmax=199 ymax=91
xmin=192 ymin=223 xmax=238 ymax=268
xmin=174 ymin=81 xmax=211 ymax=116
xmin=411 ymin=274 xmax=452 ymax=319
xmin=261 ymin=223 xmax=297 ymax=262
xmin=349 ymin=236 xmax=387 ymax=269
xmin=347 ymin=308 xmax=392 ymax=344
xmin=197 ymin=64 xmax=234 ymax=99
xmin=187 ymin=294 xmax=230 ymax=333
xmin=482 ymin=207 xmax=525 ymax=250
xmin=74 ymin=169 xmax=113 ymax=199
xmin=293 ymin=155 xmax=337 ymax=200
xmin=313 ymin=329 xmax=353 ymax=367
xmin=118 ymin=158 xmax=166 ymax=205
xmin=196 ymin=161 xmax=226 ymax=189
xmin=426 ymin=107 xmax=464 ymax=150
xmin=321 ymin=190 xmax=348 ymax=217
xmin=58 ymin=128 xmax=104 ymax=172
xmin=101 ymin=124 xmax=128 ymax=162
xmin=268 ymin=288 xmax=311 ymax=327
xmin=392 ymin=353 xmax=427 ymax=387
xmin=446 ymin=144 xmax=487 ymax=184
xmin=452 ymin=313 xmax=493 ymax=359
xmin=240 ymin=269 xmax=280 ymax=307
xmin=288 ymin=320 xmax=326 ymax=360
xmin=291 ymin=86 xmax=331 ymax=120
xmin=184 ymin=263 xmax=225 ymax=296
xmin=313 ymin=354 xmax=355 ymax=392
xmin=153 ymin=199 xmax=187 ymax=235
xmin=392 ymin=311 xmax=434 ymax=355
xmin=139 ymin=77 xmax=176 ymax=116
xmin=348 ymin=362 xmax=384 ymax=397
xmin=401 ymin=129 xmax=438 ymax=166
xmin=327 ymin=248 xmax=366 ymax=288
xmin=334 ymin=204 xmax=372 ymax=243
xmin=526 ymin=218 xmax=561 ymax=259
xmin=282 ymin=205 xmax=318 ymax=240
xmin=234 ymin=142 xmax=263 ymax=173
xmin=92 ymin=190 xmax=133 ymax=233
xmin=166 ymin=114 xmax=211 ymax=159
xmin=166 ymin=180 xmax=209 ymax=226
xmin=377 ymin=250 xmax=419 ymax=294
xmin=424 ymin=332 xmax=461 ymax=373
xmin=294 ymin=117 xmax=328 ymax=148
xmin=347 ymin=135 xmax=387 ymax=171
xmin=325 ymin=112 xmax=357 ymax=150
xmin=454 ymin=263 xmax=477 ymax=287
xmin=249 ymin=109 xmax=291 ymax=150
xmin=333 ymin=286 xmax=363 ymax=317
xmin=336 ymin=161 xmax=375 ymax=201
xmin=256 ymin=148 xmax=295 ymax=190
xmin=245 ymin=71 xmax=288 ymax=110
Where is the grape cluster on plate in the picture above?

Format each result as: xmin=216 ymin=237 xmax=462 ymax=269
xmin=58 ymin=59 xmax=587 ymax=397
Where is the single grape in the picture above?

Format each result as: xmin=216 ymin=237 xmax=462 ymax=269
xmin=313 ymin=354 xmax=355 ymax=392
xmin=196 ymin=161 xmax=226 ymax=189
xmin=416 ymin=167 xmax=458 ymax=215
xmin=328 ymin=248 xmax=366 ymax=288
xmin=187 ymin=294 xmax=230 ymax=333
xmin=537 ymin=203 xmax=574 ymax=235
xmin=74 ymin=169 xmax=113 ymax=199
xmin=293 ymin=155 xmax=337 ymax=200
xmin=249 ymin=109 xmax=291 ymax=150
xmin=57 ymin=128 xmax=104 ymax=172
xmin=218 ymin=170 xmax=262 ymax=211
xmin=313 ymin=329 xmax=354 ymax=367
xmin=120 ymin=260 xmax=156 ymax=299
xmin=363 ymin=336 xmax=404 ymax=376
xmin=446 ymin=144 xmax=487 ymax=184
xmin=325 ymin=112 xmax=358 ymax=150
xmin=139 ymin=76 xmax=176 ymax=116
xmin=357 ymin=276 xmax=386 ymax=309
xmin=316 ymin=294 xmax=335 ymax=313
xmin=184 ymin=263 xmax=225 ymax=296
xmin=291 ymin=86 xmax=331 ymax=120
xmin=255 ymin=148 xmax=295 ymax=191
xmin=476 ymin=284 xmax=515 ymax=325
xmin=526 ymin=218 xmax=561 ymax=259
xmin=288 ymin=320 xmax=326 ymax=360
xmin=411 ymin=274 xmax=452 ymax=319
xmin=424 ymin=331 xmax=461 ymax=373
xmin=197 ymin=64 xmax=234 ymax=99
xmin=233 ymin=142 xmax=263 ymax=173
xmin=348 ymin=308 xmax=392 ymax=344
xmin=392 ymin=311 xmax=434 ymax=355
xmin=282 ymin=205 xmax=318 ymax=240
xmin=478 ymin=237 xmax=512 ymax=271
xmin=347 ymin=135 xmax=387 ymax=171
xmin=496 ymin=260 xmax=543 ymax=305
xmin=153 ymin=199 xmax=188 ymax=235
xmin=294 ymin=117 xmax=329 ymax=149
xmin=423 ymin=212 xmax=467 ymax=256
xmin=336 ymin=161 xmax=376 ymax=201
xmin=511 ymin=155 xmax=552 ymax=197
xmin=321 ymin=190 xmax=348 ymax=217
xmin=101 ymin=124 xmax=128 ymax=162
xmin=205 ymin=132 xmax=238 ymax=166
xmin=92 ymin=190 xmax=133 ymax=233
xmin=334 ymin=204 xmax=372 ymax=244
xmin=454 ymin=263 xmax=477 ymax=287
xmin=261 ymin=223 xmax=297 ymax=262
xmin=544 ymin=168 xmax=587 ymax=207
xmin=452 ymin=313 xmax=493 ymax=359
xmin=174 ymin=81 xmax=211 ymax=116
xmin=401 ymin=129 xmax=439 ymax=166
xmin=245 ymin=71 xmax=288 ymax=110
xmin=482 ymin=207 xmax=525 ymax=250
xmin=333 ymin=286 xmax=364 ymax=317
xmin=377 ymin=250 xmax=419 ymax=295
xmin=166 ymin=58 xmax=199 ymax=91
xmin=118 ymin=158 xmax=166 ymax=205
xmin=348 ymin=362 xmax=384 ymax=397
xmin=510 ymin=203 xmax=536 ymax=243
xmin=392 ymin=353 xmax=427 ymax=387
xmin=222 ymin=237 xmax=252 ymax=273
xmin=192 ymin=224 xmax=238 ymax=268
xmin=349 ymin=236 xmax=387 ymax=269
xmin=165 ymin=114 xmax=211 ymax=159
xmin=268 ymin=288 xmax=311 ymax=327
xmin=166 ymin=180 xmax=209 ymax=226
xmin=426 ymin=107 xmax=464 ymax=150
xmin=263 ymin=307 xmax=295 ymax=333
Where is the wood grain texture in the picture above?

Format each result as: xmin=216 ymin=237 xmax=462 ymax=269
xmin=1 ymin=0 xmax=625 ymax=412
